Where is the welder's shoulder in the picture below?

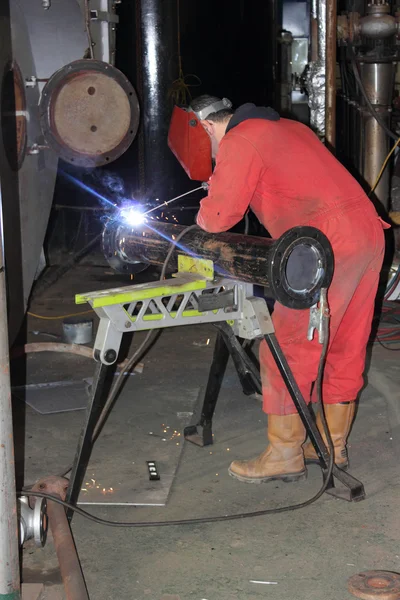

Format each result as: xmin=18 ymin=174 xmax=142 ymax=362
xmin=226 ymin=117 xmax=302 ymax=149
xmin=222 ymin=123 xmax=269 ymax=159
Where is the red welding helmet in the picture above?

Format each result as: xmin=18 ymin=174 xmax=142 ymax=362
xmin=168 ymin=106 xmax=213 ymax=181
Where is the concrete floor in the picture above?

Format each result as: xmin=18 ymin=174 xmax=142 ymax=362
xmin=17 ymin=266 xmax=400 ymax=600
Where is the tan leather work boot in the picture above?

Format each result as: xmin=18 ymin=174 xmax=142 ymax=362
xmin=228 ymin=414 xmax=306 ymax=484
xmin=303 ymin=402 xmax=355 ymax=469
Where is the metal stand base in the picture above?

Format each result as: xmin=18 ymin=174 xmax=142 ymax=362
xmin=185 ymin=330 xmax=366 ymax=503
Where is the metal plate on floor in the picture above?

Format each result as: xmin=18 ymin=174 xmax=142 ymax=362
xmin=12 ymin=380 xmax=90 ymax=414
xmin=78 ymin=386 xmax=201 ymax=506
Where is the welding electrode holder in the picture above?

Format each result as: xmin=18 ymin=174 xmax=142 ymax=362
xmin=103 ymin=221 xmax=335 ymax=310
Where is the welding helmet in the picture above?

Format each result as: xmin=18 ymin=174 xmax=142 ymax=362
xmin=168 ymin=97 xmax=232 ymax=181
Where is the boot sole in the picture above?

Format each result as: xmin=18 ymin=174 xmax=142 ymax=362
xmin=304 ymin=457 xmax=349 ymax=470
xmin=228 ymin=468 xmax=307 ymax=484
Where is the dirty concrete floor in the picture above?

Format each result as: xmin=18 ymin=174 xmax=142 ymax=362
xmin=17 ymin=266 xmax=400 ymax=600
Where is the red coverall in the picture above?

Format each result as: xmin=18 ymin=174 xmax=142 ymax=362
xmin=197 ymin=117 xmax=387 ymax=415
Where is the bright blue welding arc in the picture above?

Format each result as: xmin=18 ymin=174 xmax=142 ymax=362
xmin=61 ymin=171 xmax=116 ymax=209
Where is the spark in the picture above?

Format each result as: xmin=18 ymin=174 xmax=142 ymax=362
xmin=144 ymin=185 xmax=205 ymax=216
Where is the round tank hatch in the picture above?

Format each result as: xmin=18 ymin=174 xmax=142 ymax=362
xmin=39 ymin=59 xmax=140 ymax=167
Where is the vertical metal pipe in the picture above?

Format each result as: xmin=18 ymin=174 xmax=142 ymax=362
xmin=138 ymin=0 xmax=179 ymax=202
xmin=0 ymin=168 xmax=20 ymax=600
xmin=277 ymin=31 xmax=293 ymax=114
xmin=325 ymin=0 xmax=337 ymax=149
xmin=359 ymin=62 xmax=394 ymax=210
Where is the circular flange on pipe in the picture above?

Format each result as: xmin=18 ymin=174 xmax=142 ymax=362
xmin=103 ymin=221 xmax=148 ymax=275
xmin=348 ymin=571 xmax=400 ymax=600
xmin=268 ymin=226 xmax=334 ymax=309
xmin=39 ymin=59 xmax=140 ymax=167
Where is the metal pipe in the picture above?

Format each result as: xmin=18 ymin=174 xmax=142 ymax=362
xmin=138 ymin=0 xmax=180 ymax=202
xmin=103 ymin=221 xmax=334 ymax=310
xmin=277 ymin=31 xmax=293 ymax=114
xmin=359 ymin=62 xmax=395 ymax=209
xmin=0 ymin=89 xmax=21 ymax=600
xmin=32 ymin=477 xmax=89 ymax=600
xmin=325 ymin=0 xmax=337 ymax=149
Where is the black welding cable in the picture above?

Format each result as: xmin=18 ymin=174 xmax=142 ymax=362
xmin=20 ymin=326 xmax=335 ymax=527
xmin=351 ymin=58 xmax=398 ymax=143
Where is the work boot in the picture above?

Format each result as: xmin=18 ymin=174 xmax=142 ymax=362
xmin=228 ymin=414 xmax=306 ymax=484
xmin=303 ymin=402 xmax=356 ymax=469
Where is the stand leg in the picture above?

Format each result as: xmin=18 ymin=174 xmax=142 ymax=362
xmin=217 ymin=323 xmax=262 ymax=396
xmin=264 ymin=333 xmax=365 ymax=502
xmin=66 ymin=361 xmax=115 ymax=519
xmin=185 ymin=325 xmax=262 ymax=447
xmin=184 ymin=331 xmax=230 ymax=446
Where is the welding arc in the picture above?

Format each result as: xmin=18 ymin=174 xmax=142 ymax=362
xmin=144 ymin=186 xmax=205 ymax=216
xmin=23 ymin=307 xmax=334 ymax=527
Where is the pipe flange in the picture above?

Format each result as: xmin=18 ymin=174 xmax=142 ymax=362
xmin=19 ymin=496 xmax=48 ymax=547
xmin=267 ymin=226 xmax=334 ymax=310
xmin=34 ymin=498 xmax=48 ymax=547
xmin=348 ymin=571 xmax=400 ymax=600
xmin=103 ymin=219 xmax=148 ymax=275
xmin=366 ymin=3 xmax=390 ymax=16
xmin=39 ymin=59 xmax=140 ymax=167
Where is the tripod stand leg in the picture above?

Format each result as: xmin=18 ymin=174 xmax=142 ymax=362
xmin=184 ymin=331 xmax=230 ymax=446
xmin=264 ymin=332 xmax=365 ymax=502
xmin=66 ymin=361 xmax=115 ymax=519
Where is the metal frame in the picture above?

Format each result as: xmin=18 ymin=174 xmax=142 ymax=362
xmin=66 ymin=276 xmax=366 ymax=513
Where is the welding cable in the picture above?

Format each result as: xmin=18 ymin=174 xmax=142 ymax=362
xmin=351 ymin=58 xmax=399 ymax=143
xmin=370 ymin=137 xmax=400 ymax=195
xmin=20 ymin=324 xmax=335 ymax=526
xmin=27 ymin=310 xmax=94 ymax=320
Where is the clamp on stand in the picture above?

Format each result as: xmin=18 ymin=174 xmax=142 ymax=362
xmin=65 ymin=258 xmax=365 ymax=517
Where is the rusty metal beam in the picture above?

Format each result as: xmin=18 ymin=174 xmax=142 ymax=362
xmin=32 ymin=478 xmax=89 ymax=600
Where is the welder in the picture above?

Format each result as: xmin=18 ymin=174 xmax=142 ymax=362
xmin=169 ymin=94 xmax=389 ymax=484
